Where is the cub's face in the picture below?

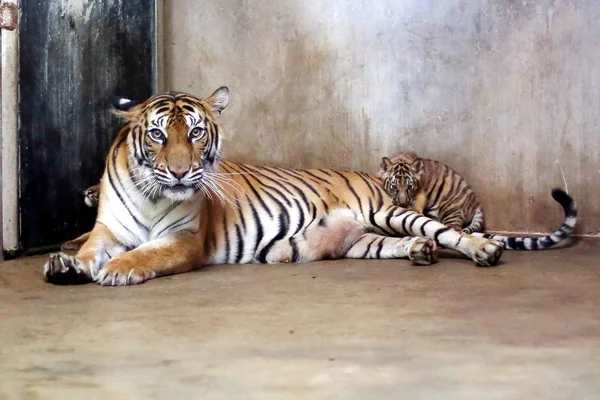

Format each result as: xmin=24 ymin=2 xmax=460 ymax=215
xmin=378 ymin=156 xmax=423 ymax=208
xmin=121 ymin=87 xmax=229 ymax=201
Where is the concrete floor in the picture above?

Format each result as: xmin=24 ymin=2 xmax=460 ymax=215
xmin=1 ymin=240 xmax=599 ymax=399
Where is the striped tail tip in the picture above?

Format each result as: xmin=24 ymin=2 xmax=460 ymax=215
xmin=472 ymin=188 xmax=578 ymax=251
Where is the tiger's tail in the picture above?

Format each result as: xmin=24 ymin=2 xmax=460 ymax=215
xmin=471 ymin=189 xmax=577 ymax=250
xmin=462 ymin=207 xmax=484 ymax=235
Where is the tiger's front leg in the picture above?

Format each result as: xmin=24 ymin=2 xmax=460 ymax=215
xmin=95 ymin=231 xmax=205 ymax=286
xmin=44 ymin=224 xmax=126 ymax=285
xmin=387 ymin=211 xmax=504 ymax=267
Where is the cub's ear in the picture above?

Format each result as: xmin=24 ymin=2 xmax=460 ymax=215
xmin=206 ymin=86 xmax=229 ymax=118
xmin=377 ymin=157 xmax=393 ymax=177
xmin=380 ymin=157 xmax=392 ymax=171
xmin=410 ymin=158 xmax=424 ymax=173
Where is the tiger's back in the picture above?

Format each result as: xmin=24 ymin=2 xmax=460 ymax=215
xmin=201 ymin=161 xmax=395 ymax=265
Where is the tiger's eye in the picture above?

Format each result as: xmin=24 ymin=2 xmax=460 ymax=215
xmin=190 ymin=127 xmax=205 ymax=139
xmin=149 ymin=129 xmax=165 ymax=141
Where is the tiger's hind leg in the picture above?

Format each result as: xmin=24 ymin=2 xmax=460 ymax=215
xmin=344 ymin=234 xmax=438 ymax=265
xmin=266 ymin=209 xmax=366 ymax=264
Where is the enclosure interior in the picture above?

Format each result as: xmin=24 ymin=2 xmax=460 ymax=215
xmin=1 ymin=1 xmax=599 ymax=398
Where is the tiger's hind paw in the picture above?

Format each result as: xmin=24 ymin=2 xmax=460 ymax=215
xmin=473 ymin=239 xmax=504 ymax=267
xmin=43 ymin=253 xmax=90 ymax=285
xmin=408 ymin=237 xmax=438 ymax=266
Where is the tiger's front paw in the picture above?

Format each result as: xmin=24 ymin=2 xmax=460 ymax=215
xmin=469 ymin=237 xmax=504 ymax=267
xmin=43 ymin=253 xmax=90 ymax=285
xmin=408 ymin=237 xmax=438 ymax=266
xmin=96 ymin=259 xmax=156 ymax=286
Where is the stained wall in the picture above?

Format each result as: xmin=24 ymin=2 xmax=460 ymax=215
xmin=164 ymin=0 xmax=600 ymax=234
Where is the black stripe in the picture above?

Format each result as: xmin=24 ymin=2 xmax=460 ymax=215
xmin=368 ymin=199 xmax=395 ymax=236
xmin=263 ymin=167 xmax=321 ymax=205
xmin=303 ymin=170 xmax=331 ymax=184
xmin=237 ymin=172 xmax=273 ymax=219
xmin=356 ymin=235 xmax=370 ymax=258
xmin=530 ymin=238 xmax=539 ymax=250
xmin=292 ymin=199 xmax=305 ymax=236
xmin=106 ymin=145 xmax=147 ymax=230
xmin=151 ymin=201 xmax=182 ymax=230
xmin=257 ymin=212 xmax=288 ymax=263
xmin=290 ymin=237 xmax=299 ymax=262
xmin=357 ymin=173 xmax=376 ymax=198
xmin=455 ymin=236 xmax=463 ymax=247
xmin=409 ymin=214 xmax=419 ymax=231
xmin=375 ymin=237 xmax=385 ymax=258
xmin=364 ymin=237 xmax=375 ymax=257
xmin=400 ymin=213 xmax=412 ymax=235
xmin=247 ymin=198 xmax=264 ymax=255
xmin=234 ymin=224 xmax=244 ymax=263
xmin=235 ymin=198 xmax=247 ymax=232
xmin=429 ymin=168 xmax=449 ymax=206
xmin=223 ymin=214 xmax=230 ymax=263
xmin=420 ymin=220 xmax=432 ymax=236
xmin=155 ymin=212 xmax=199 ymax=238
xmin=318 ymin=169 xmax=334 ymax=177
xmin=330 ymin=171 xmax=363 ymax=211
xmin=433 ymin=227 xmax=451 ymax=244
xmin=240 ymin=166 xmax=295 ymax=207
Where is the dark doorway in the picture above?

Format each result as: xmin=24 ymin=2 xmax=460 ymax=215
xmin=19 ymin=0 xmax=157 ymax=251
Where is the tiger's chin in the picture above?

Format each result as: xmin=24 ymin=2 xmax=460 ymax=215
xmin=162 ymin=184 xmax=197 ymax=201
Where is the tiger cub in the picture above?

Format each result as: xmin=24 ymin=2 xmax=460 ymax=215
xmin=60 ymin=183 xmax=100 ymax=251
xmin=377 ymin=152 xmax=484 ymax=234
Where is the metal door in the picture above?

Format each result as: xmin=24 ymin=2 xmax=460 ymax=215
xmin=18 ymin=0 xmax=158 ymax=252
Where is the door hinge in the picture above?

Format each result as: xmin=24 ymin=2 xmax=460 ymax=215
xmin=0 ymin=3 xmax=18 ymax=31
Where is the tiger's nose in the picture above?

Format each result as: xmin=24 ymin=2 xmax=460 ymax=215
xmin=168 ymin=167 xmax=188 ymax=179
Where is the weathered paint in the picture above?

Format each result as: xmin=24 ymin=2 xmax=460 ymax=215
xmin=164 ymin=0 xmax=600 ymax=235
xmin=19 ymin=0 xmax=156 ymax=249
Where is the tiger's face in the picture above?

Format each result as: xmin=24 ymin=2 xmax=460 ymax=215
xmin=378 ymin=156 xmax=423 ymax=207
xmin=119 ymin=87 xmax=229 ymax=201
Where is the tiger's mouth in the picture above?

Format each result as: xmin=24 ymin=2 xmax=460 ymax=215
xmin=161 ymin=182 xmax=198 ymax=201
xmin=169 ymin=183 xmax=190 ymax=192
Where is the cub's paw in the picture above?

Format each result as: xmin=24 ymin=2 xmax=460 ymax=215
xmin=471 ymin=238 xmax=504 ymax=267
xmin=43 ymin=253 xmax=90 ymax=285
xmin=96 ymin=259 xmax=156 ymax=286
xmin=408 ymin=237 xmax=438 ymax=266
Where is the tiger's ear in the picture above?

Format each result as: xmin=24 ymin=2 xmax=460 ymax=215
xmin=410 ymin=159 xmax=424 ymax=173
xmin=377 ymin=157 xmax=393 ymax=177
xmin=206 ymin=86 xmax=229 ymax=118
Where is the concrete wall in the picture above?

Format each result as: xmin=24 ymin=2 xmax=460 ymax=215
xmin=164 ymin=0 xmax=600 ymax=235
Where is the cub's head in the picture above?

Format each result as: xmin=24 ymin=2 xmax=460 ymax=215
xmin=116 ymin=87 xmax=229 ymax=201
xmin=377 ymin=152 xmax=424 ymax=208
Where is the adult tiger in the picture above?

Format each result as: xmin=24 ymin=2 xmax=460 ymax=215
xmin=42 ymin=88 xmax=566 ymax=286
